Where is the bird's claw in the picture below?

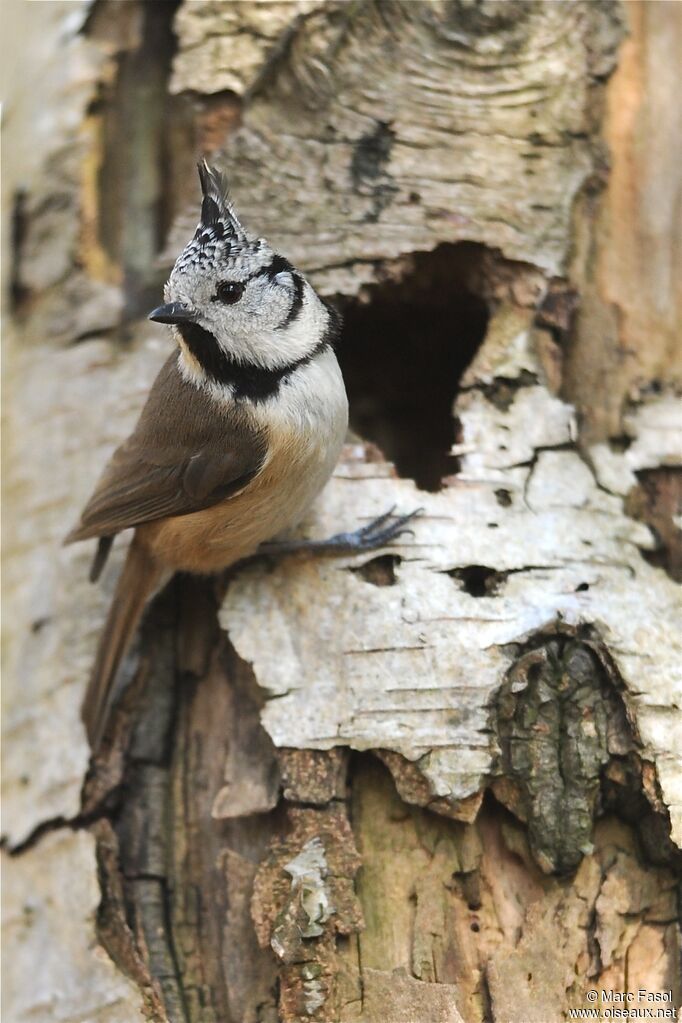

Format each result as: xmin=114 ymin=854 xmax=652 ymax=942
xmin=332 ymin=507 xmax=423 ymax=553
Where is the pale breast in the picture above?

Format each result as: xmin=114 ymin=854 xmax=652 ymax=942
xmin=140 ymin=350 xmax=348 ymax=573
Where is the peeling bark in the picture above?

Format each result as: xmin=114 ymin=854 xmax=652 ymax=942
xmin=2 ymin=2 xmax=681 ymax=1022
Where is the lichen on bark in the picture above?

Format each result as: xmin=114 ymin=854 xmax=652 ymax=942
xmin=492 ymin=634 xmax=635 ymax=874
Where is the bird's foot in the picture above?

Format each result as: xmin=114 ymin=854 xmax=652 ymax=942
xmin=256 ymin=506 xmax=423 ymax=558
xmin=313 ymin=505 xmax=422 ymax=554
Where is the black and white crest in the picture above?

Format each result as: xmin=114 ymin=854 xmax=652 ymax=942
xmin=161 ymin=159 xmax=337 ymax=385
xmin=174 ymin=161 xmax=266 ymax=276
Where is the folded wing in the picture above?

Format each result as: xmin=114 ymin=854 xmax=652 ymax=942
xmin=66 ymin=351 xmax=268 ymax=544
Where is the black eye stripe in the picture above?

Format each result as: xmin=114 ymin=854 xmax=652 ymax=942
xmin=213 ymin=255 xmax=295 ymax=294
xmin=212 ymin=256 xmax=303 ymax=318
xmin=279 ymin=272 xmax=304 ymax=328
xmin=251 ymin=254 xmax=305 ymax=328
xmin=263 ymin=254 xmax=296 ymax=278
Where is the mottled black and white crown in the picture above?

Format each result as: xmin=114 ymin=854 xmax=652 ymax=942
xmin=173 ymin=161 xmax=270 ymax=277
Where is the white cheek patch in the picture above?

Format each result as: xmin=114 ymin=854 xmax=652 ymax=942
xmin=274 ymin=271 xmax=292 ymax=288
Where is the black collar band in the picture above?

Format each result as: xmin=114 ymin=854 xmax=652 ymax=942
xmin=178 ymin=305 xmax=340 ymax=403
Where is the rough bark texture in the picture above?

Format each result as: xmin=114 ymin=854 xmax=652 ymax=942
xmin=2 ymin=3 xmax=681 ymax=1023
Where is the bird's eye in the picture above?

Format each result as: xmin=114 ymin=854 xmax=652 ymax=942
xmin=215 ymin=280 xmax=244 ymax=305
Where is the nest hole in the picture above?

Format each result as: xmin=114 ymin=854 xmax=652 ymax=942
xmin=337 ymin=243 xmax=490 ymax=491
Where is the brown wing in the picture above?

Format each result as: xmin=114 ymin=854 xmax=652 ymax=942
xmin=65 ymin=352 xmax=267 ymax=544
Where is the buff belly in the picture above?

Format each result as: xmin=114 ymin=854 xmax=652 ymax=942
xmin=139 ymin=412 xmax=347 ymax=573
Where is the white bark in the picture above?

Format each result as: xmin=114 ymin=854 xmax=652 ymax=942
xmin=221 ymin=315 xmax=682 ymax=837
xmin=3 ymin=831 xmax=143 ymax=1023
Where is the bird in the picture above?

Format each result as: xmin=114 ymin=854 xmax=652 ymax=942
xmin=66 ymin=161 xmax=418 ymax=751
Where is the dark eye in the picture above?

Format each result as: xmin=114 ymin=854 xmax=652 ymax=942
xmin=215 ymin=280 xmax=244 ymax=305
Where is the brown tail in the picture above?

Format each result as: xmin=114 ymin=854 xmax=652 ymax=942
xmin=83 ymin=537 xmax=163 ymax=751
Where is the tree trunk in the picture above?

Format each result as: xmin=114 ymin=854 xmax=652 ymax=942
xmin=2 ymin=3 xmax=681 ymax=1022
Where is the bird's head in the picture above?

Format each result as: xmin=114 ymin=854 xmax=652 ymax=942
xmin=150 ymin=162 xmax=330 ymax=379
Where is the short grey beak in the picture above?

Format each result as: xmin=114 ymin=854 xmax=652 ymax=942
xmin=148 ymin=302 xmax=196 ymax=325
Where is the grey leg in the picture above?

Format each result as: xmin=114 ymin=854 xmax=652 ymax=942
xmin=255 ymin=507 xmax=422 ymax=558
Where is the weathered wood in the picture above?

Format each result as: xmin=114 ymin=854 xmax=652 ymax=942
xmin=342 ymin=758 xmax=680 ymax=1022
xmin=168 ymin=0 xmax=624 ymax=289
xmin=564 ymin=0 xmax=682 ymax=443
